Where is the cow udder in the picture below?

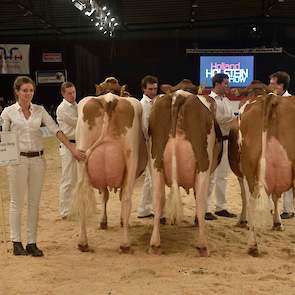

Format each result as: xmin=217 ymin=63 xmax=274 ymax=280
xmin=87 ymin=140 xmax=125 ymax=189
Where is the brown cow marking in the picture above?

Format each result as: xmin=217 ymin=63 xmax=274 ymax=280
xmin=149 ymin=94 xmax=172 ymax=170
xmin=181 ymin=95 xmax=213 ymax=172
xmin=109 ymin=99 xmax=134 ymax=137
xmin=136 ymin=131 xmax=148 ymax=178
xmin=240 ymin=99 xmax=264 ymax=193
xmin=228 ymin=118 xmax=243 ymax=177
xmin=211 ymin=120 xmax=223 ymax=173
xmin=82 ymin=98 xmax=104 ymax=130
xmin=150 ymin=93 xmax=213 ymax=172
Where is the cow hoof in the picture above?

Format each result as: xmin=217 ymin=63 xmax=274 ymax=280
xmin=149 ymin=245 xmax=162 ymax=255
xmin=119 ymin=245 xmax=132 ymax=254
xmin=78 ymin=244 xmax=89 ymax=252
xmin=247 ymin=247 xmax=259 ymax=257
xmin=272 ymin=223 xmax=284 ymax=231
xmin=236 ymin=220 xmax=249 ymax=229
xmin=160 ymin=217 xmax=166 ymax=225
xmin=100 ymin=221 xmax=108 ymax=230
xmin=196 ymin=247 xmax=209 ymax=257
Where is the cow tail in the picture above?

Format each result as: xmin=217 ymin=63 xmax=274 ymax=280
xmin=166 ymin=94 xmax=185 ymax=225
xmin=70 ymin=163 xmax=96 ymax=220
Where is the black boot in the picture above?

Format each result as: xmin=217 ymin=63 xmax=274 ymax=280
xmin=26 ymin=243 xmax=44 ymax=257
xmin=13 ymin=242 xmax=28 ymax=256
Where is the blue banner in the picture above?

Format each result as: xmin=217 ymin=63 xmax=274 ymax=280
xmin=200 ymin=56 xmax=254 ymax=87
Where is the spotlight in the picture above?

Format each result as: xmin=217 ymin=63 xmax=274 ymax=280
xmin=74 ymin=1 xmax=86 ymax=11
xmin=85 ymin=8 xmax=95 ymax=16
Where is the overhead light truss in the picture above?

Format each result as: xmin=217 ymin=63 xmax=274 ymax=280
xmin=70 ymin=0 xmax=119 ymax=37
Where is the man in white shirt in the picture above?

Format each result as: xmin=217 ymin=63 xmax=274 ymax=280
xmin=206 ymin=73 xmax=237 ymax=220
xmin=56 ymin=81 xmax=78 ymax=219
xmin=269 ymin=71 xmax=294 ymax=219
xmin=137 ymin=75 xmax=158 ymax=218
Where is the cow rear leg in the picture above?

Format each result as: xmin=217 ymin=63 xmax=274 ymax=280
xmin=247 ymin=196 xmax=259 ymax=257
xmin=272 ymin=193 xmax=284 ymax=231
xmin=100 ymin=189 xmax=109 ymax=230
xmin=78 ymin=205 xmax=89 ymax=252
xmin=149 ymin=171 xmax=165 ymax=255
xmin=236 ymin=177 xmax=249 ymax=228
xmin=194 ymin=171 xmax=210 ymax=257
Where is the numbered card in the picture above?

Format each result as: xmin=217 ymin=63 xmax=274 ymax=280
xmin=0 ymin=131 xmax=19 ymax=166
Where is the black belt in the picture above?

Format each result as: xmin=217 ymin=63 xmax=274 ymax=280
xmin=222 ymin=135 xmax=229 ymax=141
xmin=20 ymin=151 xmax=44 ymax=158
xmin=69 ymin=140 xmax=76 ymax=143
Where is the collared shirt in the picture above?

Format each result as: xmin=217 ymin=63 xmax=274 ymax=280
xmin=140 ymin=94 xmax=153 ymax=139
xmin=56 ymin=99 xmax=78 ymax=140
xmin=209 ymin=91 xmax=235 ymax=135
xmin=1 ymin=102 xmax=60 ymax=152
xmin=282 ymin=90 xmax=291 ymax=97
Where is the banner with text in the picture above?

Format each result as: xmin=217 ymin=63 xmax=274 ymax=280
xmin=0 ymin=44 xmax=30 ymax=74
xmin=200 ymin=56 xmax=254 ymax=87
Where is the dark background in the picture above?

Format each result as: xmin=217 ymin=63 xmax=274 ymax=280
xmin=1 ymin=0 xmax=295 ymax=111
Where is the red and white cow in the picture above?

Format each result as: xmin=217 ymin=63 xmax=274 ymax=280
xmin=229 ymin=82 xmax=295 ymax=256
xmin=71 ymin=85 xmax=147 ymax=252
xmin=148 ymin=81 xmax=222 ymax=256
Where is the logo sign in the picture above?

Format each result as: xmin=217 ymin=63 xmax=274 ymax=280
xmin=35 ymin=70 xmax=67 ymax=85
xmin=0 ymin=131 xmax=19 ymax=166
xmin=200 ymin=56 xmax=254 ymax=87
xmin=0 ymin=44 xmax=30 ymax=74
xmin=42 ymin=52 xmax=62 ymax=63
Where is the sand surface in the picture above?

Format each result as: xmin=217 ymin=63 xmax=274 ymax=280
xmin=0 ymin=137 xmax=295 ymax=295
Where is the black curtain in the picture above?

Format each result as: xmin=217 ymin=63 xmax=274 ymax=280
xmin=71 ymin=45 xmax=101 ymax=100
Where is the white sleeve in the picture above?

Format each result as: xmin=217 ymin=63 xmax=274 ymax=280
xmin=56 ymin=106 xmax=77 ymax=128
xmin=0 ymin=108 xmax=11 ymax=131
xmin=41 ymin=106 xmax=60 ymax=135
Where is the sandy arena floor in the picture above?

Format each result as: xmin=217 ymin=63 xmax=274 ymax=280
xmin=0 ymin=137 xmax=295 ymax=295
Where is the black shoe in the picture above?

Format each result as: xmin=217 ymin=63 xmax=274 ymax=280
xmin=280 ymin=212 xmax=295 ymax=219
xmin=26 ymin=243 xmax=44 ymax=257
xmin=205 ymin=212 xmax=218 ymax=220
xmin=215 ymin=210 xmax=237 ymax=218
xmin=137 ymin=213 xmax=154 ymax=219
xmin=13 ymin=242 xmax=28 ymax=256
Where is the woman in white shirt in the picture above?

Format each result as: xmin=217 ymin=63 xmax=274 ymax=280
xmin=1 ymin=76 xmax=85 ymax=257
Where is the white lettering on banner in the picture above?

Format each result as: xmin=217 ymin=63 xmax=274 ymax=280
xmin=0 ymin=132 xmax=19 ymax=166
xmin=205 ymin=62 xmax=249 ymax=84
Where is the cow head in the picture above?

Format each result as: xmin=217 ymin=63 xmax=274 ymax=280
xmin=235 ymin=81 xmax=272 ymax=98
xmin=95 ymin=77 xmax=130 ymax=96
xmin=160 ymin=79 xmax=199 ymax=95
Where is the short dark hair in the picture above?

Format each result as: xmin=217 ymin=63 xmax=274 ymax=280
xmin=212 ymin=73 xmax=229 ymax=88
xmin=270 ymin=71 xmax=290 ymax=91
xmin=61 ymin=81 xmax=75 ymax=94
xmin=141 ymin=75 xmax=158 ymax=89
